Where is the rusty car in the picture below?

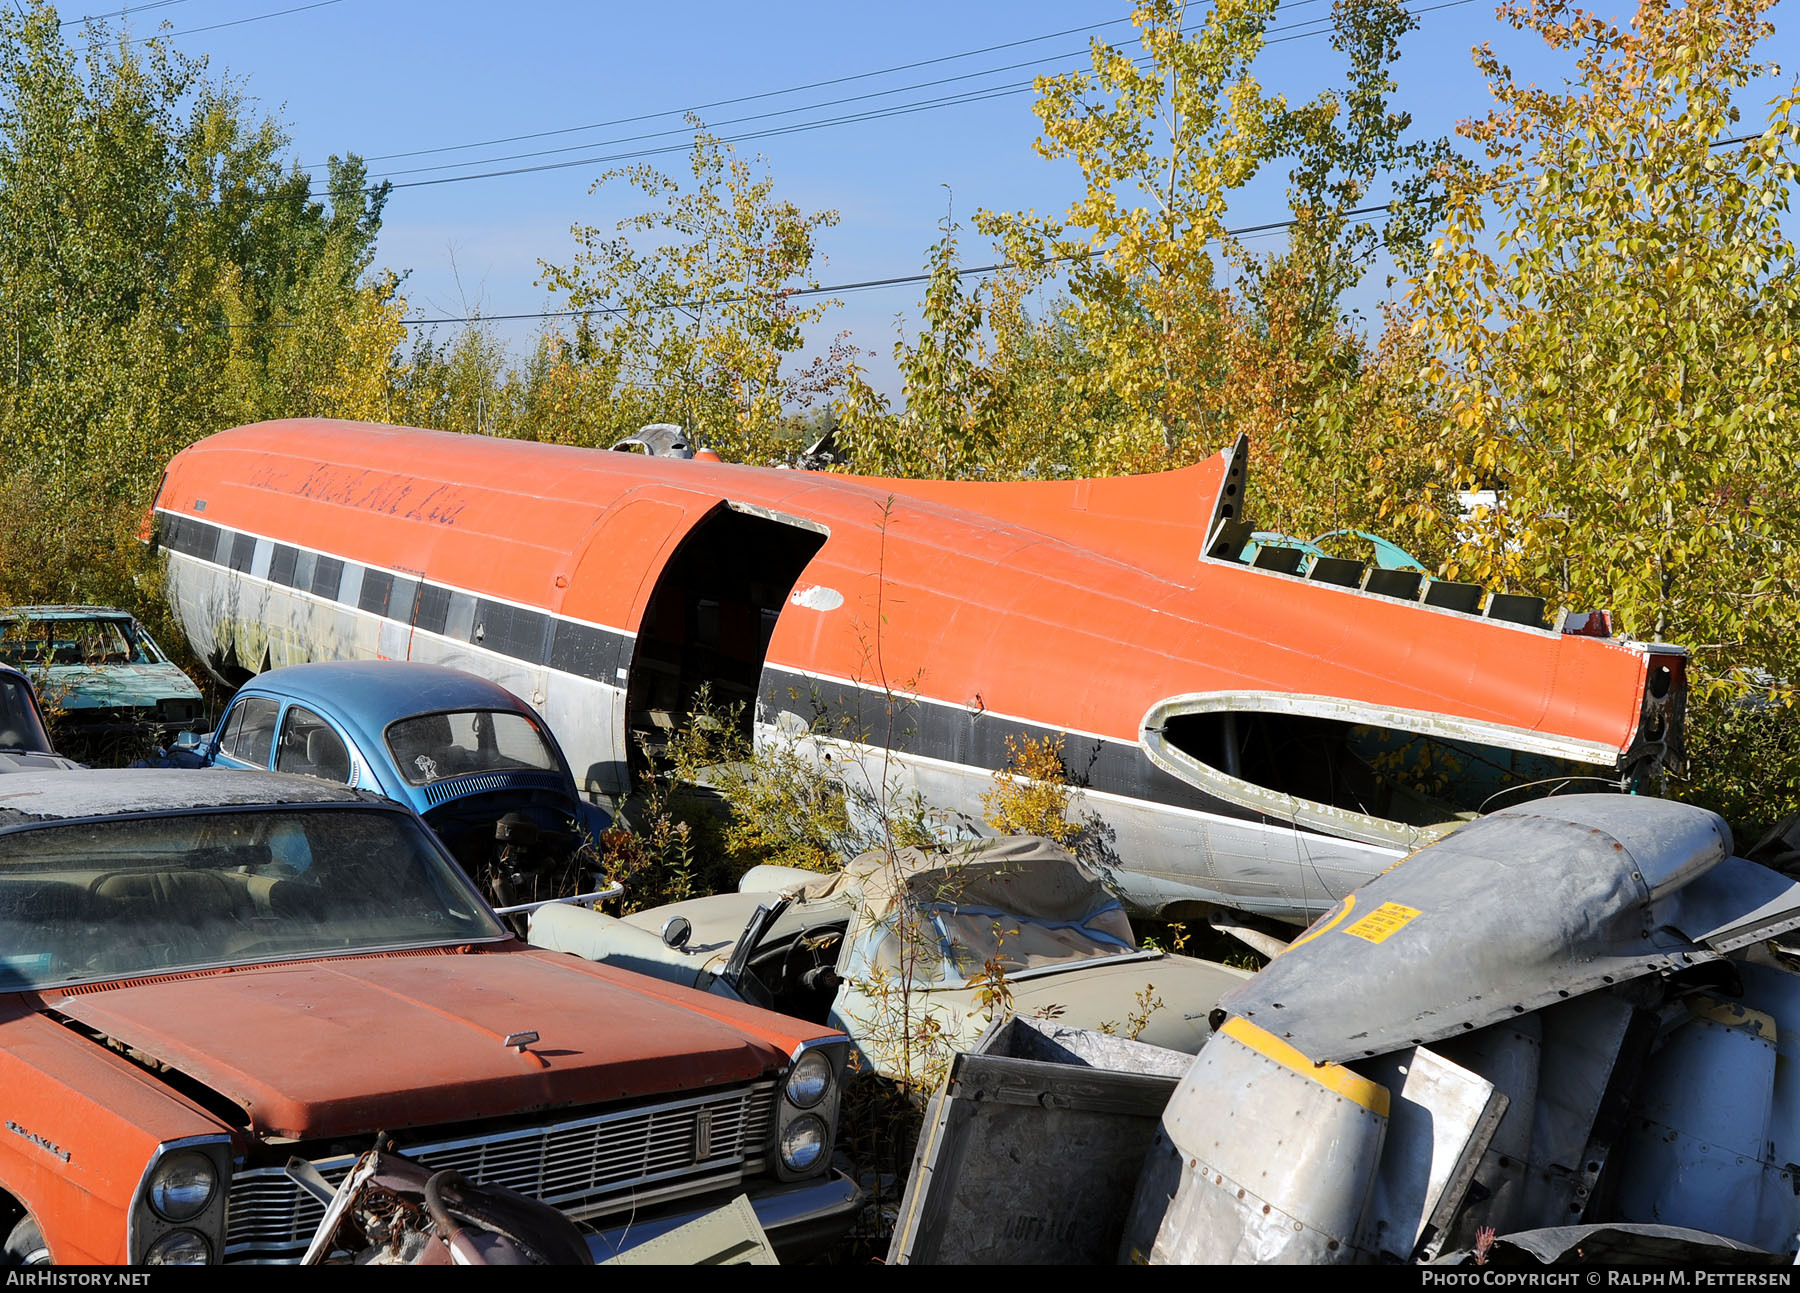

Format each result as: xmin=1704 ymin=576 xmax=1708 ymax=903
xmin=0 ymin=769 xmax=858 ymax=1265
xmin=0 ymin=607 xmax=204 ymax=753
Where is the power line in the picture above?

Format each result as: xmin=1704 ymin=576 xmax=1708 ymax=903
xmin=365 ymin=4 xmax=1343 ymax=184
xmin=295 ymin=4 xmax=1335 ymax=176
xmin=394 ymin=121 xmax=1776 ymax=330
xmin=325 ymin=9 xmax=1164 ymax=170
xmin=398 ymin=201 xmax=1401 ymax=328
xmin=127 ymin=0 xmax=344 ymax=45
xmin=60 ymin=0 xmax=194 ymax=28
xmin=310 ymin=0 xmax=1402 ymax=197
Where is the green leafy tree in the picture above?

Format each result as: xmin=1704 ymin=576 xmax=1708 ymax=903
xmin=837 ymin=214 xmax=1004 ymax=478
xmin=1410 ymin=0 xmax=1800 ymax=677
xmin=1406 ymin=0 xmax=1800 ymax=826
xmin=537 ymin=122 xmax=851 ymax=463
xmin=0 ymin=8 xmax=389 ymax=495
xmin=0 ymin=3 xmax=393 ymax=658
xmin=977 ymin=0 xmax=1286 ymax=469
xmin=845 ymin=0 xmax=1446 ymax=492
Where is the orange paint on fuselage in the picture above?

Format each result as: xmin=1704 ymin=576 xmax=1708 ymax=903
xmin=158 ymin=419 xmax=1655 ymax=755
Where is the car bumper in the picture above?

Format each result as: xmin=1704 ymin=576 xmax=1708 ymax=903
xmin=585 ymin=1170 xmax=862 ymax=1263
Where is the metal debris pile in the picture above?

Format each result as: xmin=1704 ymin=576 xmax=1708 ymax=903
xmin=891 ymin=796 xmax=1800 ymax=1267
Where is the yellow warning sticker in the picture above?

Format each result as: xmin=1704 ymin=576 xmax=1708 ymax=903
xmin=1343 ymin=901 xmax=1421 ymax=944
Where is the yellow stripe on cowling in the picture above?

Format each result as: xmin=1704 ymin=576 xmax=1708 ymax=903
xmin=1691 ymin=996 xmax=1777 ymax=1039
xmin=1220 ymin=1017 xmax=1391 ymax=1116
xmin=1281 ymin=893 xmax=1357 ymax=955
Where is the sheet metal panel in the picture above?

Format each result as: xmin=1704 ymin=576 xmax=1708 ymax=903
xmin=1212 ymin=796 xmax=1800 ymax=1062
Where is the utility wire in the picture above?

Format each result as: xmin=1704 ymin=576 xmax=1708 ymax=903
xmin=365 ymin=4 xmax=1341 ymax=182
xmin=283 ymin=0 xmax=1408 ymax=200
xmin=308 ymin=1 xmax=1327 ymax=175
xmin=327 ymin=8 xmax=1169 ymax=169
xmin=365 ymin=3 xmax=1342 ymax=183
xmin=127 ymin=0 xmax=343 ymax=45
xmin=398 ymin=201 xmax=1400 ymax=328
xmin=370 ymin=3 xmax=1366 ymax=190
xmin=396 ymin=121 xmax=1777 ymax=329
xmin=61 ymin=0 xmax=194 ymax=27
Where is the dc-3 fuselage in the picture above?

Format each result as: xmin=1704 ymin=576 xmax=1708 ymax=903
xmin=153 ymin=420 xmax=1686 ymax=923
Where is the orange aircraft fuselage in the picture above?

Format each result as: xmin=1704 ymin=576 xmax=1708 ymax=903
xmin=153 ymin=420 xmax=1686 ymax=921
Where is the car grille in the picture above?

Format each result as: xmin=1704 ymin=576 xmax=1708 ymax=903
xmin=222 ymin=1080 xmax=776 ymax=1261
xmin=418 ymin=770 xmax=567 ymax=808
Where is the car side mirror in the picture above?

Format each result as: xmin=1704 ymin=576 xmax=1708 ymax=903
xmin=661 ymin=916 xmax=692 ymax=950
xmin=174 ymin=730 xmax=202 ymax=750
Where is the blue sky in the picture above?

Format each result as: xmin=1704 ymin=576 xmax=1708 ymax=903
xmin=70 ymin=0 xmax=1800 ymax=399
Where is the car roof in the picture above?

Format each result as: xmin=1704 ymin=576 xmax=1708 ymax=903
xmin=0 ymin=768 xmax=388 ymax=825
xmin=1 ymin=606 xmax=136 ymax=621
xmin=0 ymin=663 xmax=31 ymax=687
xmin=234 ymin=661 xmax=536 ymax=729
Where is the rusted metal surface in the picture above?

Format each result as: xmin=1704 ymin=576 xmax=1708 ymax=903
xmin=49 ymin=948 xmax=793 ymax=1139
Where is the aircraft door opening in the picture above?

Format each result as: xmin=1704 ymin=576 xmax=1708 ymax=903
xmin=622 ymin=502 xmax=826 ymax=780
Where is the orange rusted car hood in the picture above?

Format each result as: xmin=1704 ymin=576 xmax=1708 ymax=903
xmin=48 ymin=946 xmax=795 ymax=1141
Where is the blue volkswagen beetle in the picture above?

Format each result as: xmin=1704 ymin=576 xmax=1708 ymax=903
xmin=167 ymin=661 xmax=610 ymax=907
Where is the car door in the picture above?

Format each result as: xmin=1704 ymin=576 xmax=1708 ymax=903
xmin=210 ymin=695 xmax=281 ymax=770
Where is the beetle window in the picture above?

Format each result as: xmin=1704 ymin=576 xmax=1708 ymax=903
xmin=386 ymin=711 xmax=560 ymax=786
xmin=275 ymin=705 xmax=353 ymax=784
xmin=220 ymin=697 xmax=280 ymax=767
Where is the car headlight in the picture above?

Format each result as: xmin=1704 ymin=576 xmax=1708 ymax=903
xmin=144 ymin=1230 xmax=211 ymax=1265
xmin=785 ymin=1049 xmax=833 ymax=1108
xmin=148 ymin=1150 xmax=217 ymax=1221
xmin=779 ymin=1114 xmax=828 ymax=1172
xmin=131 ymin=1137 xmax=230 ymax=1265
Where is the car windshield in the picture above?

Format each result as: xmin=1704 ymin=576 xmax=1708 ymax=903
xmin=0 ymin=678 xmax=52 ymax=753
xmin=0 ymin=618 xmax=157 ymax=667
xmin=0 ymin=806 xmax=508 ymax=989
xmin=385 ymin=710 xmax=560 ymax=786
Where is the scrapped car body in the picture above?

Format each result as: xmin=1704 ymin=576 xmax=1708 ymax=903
xmin=152 ymin=419 xmax=1686 ymax=923
xmin=529 ymin=835 xmax=1254 ymax=1078
xmin=0 ymin=606 xmax=204 ymax=744
xmin=160 ymin=661 xmax=610 ymax=907
xmin=0 ymin=770 xmax=857 ymax=1265
xmin=0 ymin=666 xmax=79 ymax=773
xmin=1119 ymin=795 xmax=1800 ymax=1265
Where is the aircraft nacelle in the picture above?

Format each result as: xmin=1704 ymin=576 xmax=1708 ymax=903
xmin=152 ymin=420 xmax=1686 ymax=924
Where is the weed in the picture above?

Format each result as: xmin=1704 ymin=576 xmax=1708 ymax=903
xmin=982 ymin=732 xmax=1080 ymax=845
